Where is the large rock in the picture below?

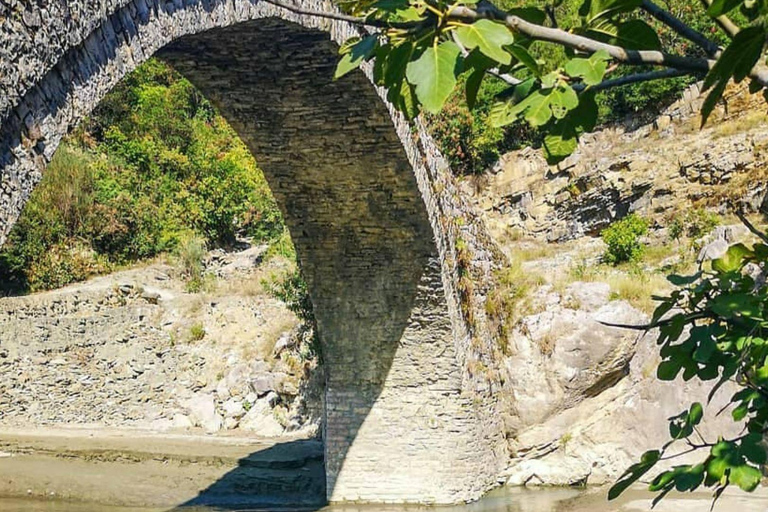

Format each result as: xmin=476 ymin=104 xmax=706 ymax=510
xmin=239 ymin=398 xmax=285 ymax=437
xmin=183 ymin=393 xmax=222 ymax=434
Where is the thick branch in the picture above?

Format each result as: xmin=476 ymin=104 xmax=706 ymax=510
xmin=640 ymin=0 xmax=720 ymax=57
xmin=698 ymin=0 xmax=741 ymax=37
xmin=456 ymin=2 xmax=768 ymax=87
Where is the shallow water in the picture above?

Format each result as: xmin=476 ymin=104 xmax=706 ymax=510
xmin=2 ymin=486 xmax=768 ymax=512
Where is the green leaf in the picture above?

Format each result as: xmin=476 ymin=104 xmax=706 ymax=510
xmin=689 ymin=402 xmax=704 ymax=425
xmin=658 ymin=359 xmax=682 ymax=381
xmin=701 ymin=77 xmax=728 ymax=127
xmin=712 ymin=243 xmax=754 ymax=273
xmin=507 ymin=7 xmax=547 ymax=24
xmin=564 ymin=50 xmax=611 ymax=85
xmin=508 ymin=44 xmax=540 ymax=76
xmin=549 ymin=86 xmax=579 ymax=119
xmin=609 ymin=450 xmax=660 ymax=500
xmin=586 ymin=19 xmax=662 ymax=50
xmin=455 ymin=19 xmax=515 ymax=65
xmin=335 ymin=36 xmax=379 ymax=79
xmin=488 ymin=78 xmax=538 ymax=126
xmin=466 ymin=69 xmax=485 ymax=110
xmin=710 ymin=293 xmax=762 ymax=319
xmin=730 ymin=464 xmax=762 ymax=491
xmin=702 ymin=26 xmax=766 ymax=125
xmin=405 ymin=41 xmax=462 ymax=114
xmin=522 ymin=90 xmax=555 ymax=126
xmin=586 ymin=0 xmax=643 ymax=23
xmin=543 ymin=128 xmax=578 ymax=164
xmin=707 ymin=0 xmax=744 ymax=17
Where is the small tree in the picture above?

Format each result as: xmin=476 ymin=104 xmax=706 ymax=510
xmin=602 ymin=214 xmax=648 ymax=264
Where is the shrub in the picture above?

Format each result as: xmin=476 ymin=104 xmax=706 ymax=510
xmin=601 ymin=214 xmax=649 ymax=265
xmin=188 ymin=322 xmax=206 ymax=341
xmin=176 ymin=236 xmax=207 ymax=292
xmin=0 ymin=58 xmax=285 ymax=294
xmin=668 ymin=208 xmax=720 ymax=242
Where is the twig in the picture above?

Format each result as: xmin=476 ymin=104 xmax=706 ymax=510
xmin=259 ymin=0 xmax=420 ymax=29
xmin=734 ymin=209 xmax=768 ymax=244
xmin=698 ymin=0 xmax=741 ymax=38
xmin=580 ymin=68 xmax=695 ymax=93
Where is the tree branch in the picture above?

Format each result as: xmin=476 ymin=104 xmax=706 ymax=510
xmin=259 ymin=0 xmax=420 ymax=29
xmin=580 ymin=68 xmax=696 ymax=93
xmin=260 ymin=0 xmax=768 ymax=87
xmin=640 ymin=0 xmax=720 ymax=57
xmin=698 ymin=0 xmax=741 ymax=38
xmin=734 ymin=209 xmax=768 ymax=244
xmin=452 ymin=2 xmax=768 ymax=87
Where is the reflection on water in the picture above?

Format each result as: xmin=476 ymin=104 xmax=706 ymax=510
xmin=2 ymin=486 xmax=768 ymax=512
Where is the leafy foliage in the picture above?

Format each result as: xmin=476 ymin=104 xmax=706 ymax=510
xmin=335 ymin=0 xmax=768 ymax=165
xmin=610 ymin=234 xmax=768 ymax=504
xmin=0 ymin=59 xmax=284 ymax=294
xmin=601 ymin=213 xmax=649 ymax=264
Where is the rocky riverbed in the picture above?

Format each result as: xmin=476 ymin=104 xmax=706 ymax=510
xmin=0 ymin=245 xmax=322 ymax=438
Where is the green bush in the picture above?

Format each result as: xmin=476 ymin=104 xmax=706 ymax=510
xmin=0 ymin=58 xmax=285 ymax=294
xmin=601 ymin=214 xmax=649 ymax=265
xmin=668 ymin=208 xmax=720 ymax=242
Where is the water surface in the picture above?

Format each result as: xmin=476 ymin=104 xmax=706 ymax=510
xmin=3 ymin=486 xmax=768 ymax=512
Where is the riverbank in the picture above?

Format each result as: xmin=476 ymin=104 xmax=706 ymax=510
xmin=0 ymin=427 xmax=325 ymax=508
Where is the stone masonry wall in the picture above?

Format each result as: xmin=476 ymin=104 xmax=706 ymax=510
xmin=0 ymin=0 xmax=507 ymax=504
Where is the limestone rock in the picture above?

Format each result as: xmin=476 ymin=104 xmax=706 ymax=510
xmin=239 ymin=398 xmax=284 ymax=437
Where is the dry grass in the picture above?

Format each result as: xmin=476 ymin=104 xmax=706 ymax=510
xmin=606 ymin=272 xmax=670 ymax=313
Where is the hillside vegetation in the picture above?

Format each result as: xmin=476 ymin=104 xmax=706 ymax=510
xmin=0 ymin=59 xmax=285 ymax=294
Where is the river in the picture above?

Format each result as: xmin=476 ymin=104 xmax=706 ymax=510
xmin=2 ymin=485 xmax=768 ymax=512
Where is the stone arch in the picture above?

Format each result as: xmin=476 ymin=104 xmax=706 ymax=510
xmin=0 ymin=0 xmax=506 ymax=504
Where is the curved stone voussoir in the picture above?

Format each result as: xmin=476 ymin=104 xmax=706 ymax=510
xmin=0 ymin=0 xmax=506 ymax=504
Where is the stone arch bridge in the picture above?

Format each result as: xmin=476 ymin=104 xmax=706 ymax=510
xmin=0 ymin=0 xmax=507 ymax=504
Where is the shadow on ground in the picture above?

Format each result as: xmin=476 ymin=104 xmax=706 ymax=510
xmin=169 ymin=439 xmax=327 ymax=511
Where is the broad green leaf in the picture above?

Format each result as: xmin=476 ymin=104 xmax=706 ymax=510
xmin=507 ymin=7 xmax=547 ymax=24
xmin=466 ymin=69 xmax=485 ymax=110
xmin=405 ymin=41 xmax=461 ymax=114
xmin=586 ymin=0 xmax=642 ymax=24
xmin=710 ymin=293 xmax=762 ymax=319
xmin=508 ymin=44 xmax=540 ymax=76
xmin=522 ymin=90 xmax=554 ymax=126
xmin=488 ymin=78 xmax=538 ymax=126
xmin=564 ymin=50 xmax=611 ymax=85
xmin=543 ymin=128 xmax=578 ymax=163
xmin=704 ymin=27 xmax=766 ymax=89
xmin=657 ymin=359 xmax=682 ymax=381
xmin=701 ymin=77 xmax=728 ymax=127
xmin=455 ymin=19 xmax=515 ymax=65
xmin=608 ymin=450 xmax=660 ymax=500
xmin=335 ymin=36 xmax=379 ymax=79
xmin=689 ymin=402 xmax=704 ymax=425
xmin=586 ymin=19 xmax=662 ymax=50
xmin=707 ymin=0 xmax=744 ymax=16
xmin=730 ymin=464 xmax=762 ymax=491
xmin=549 ymin=86 xmax=579 ymax=119
xmin=712 ymin=243 xmax=754 ymax=273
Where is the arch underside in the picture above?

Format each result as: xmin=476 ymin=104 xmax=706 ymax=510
xmin=0 ymin=0 xmax=506 ymax=504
